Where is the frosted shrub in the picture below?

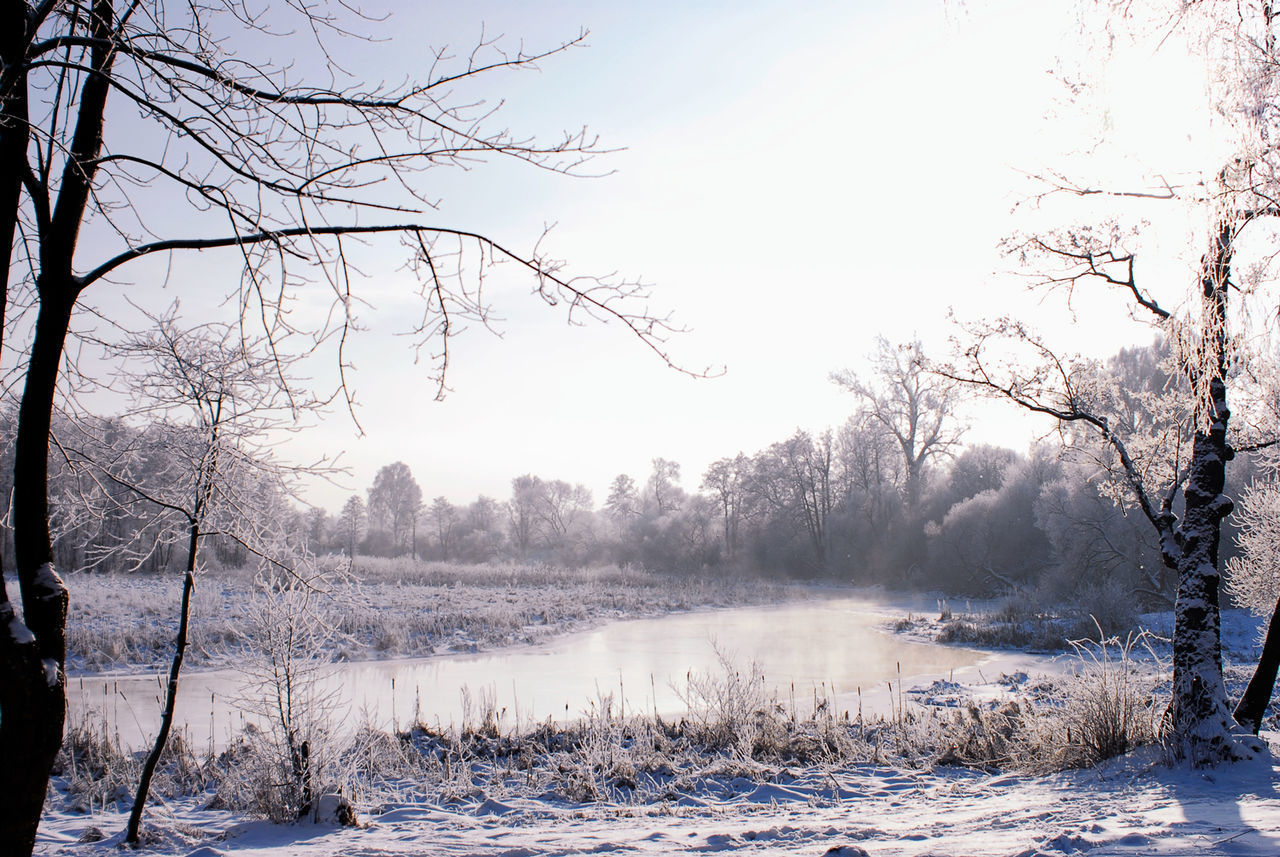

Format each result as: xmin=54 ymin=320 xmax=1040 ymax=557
xmin=209 ymin=725 xmax=298 ymax=821
xmin=674 ymin=649 xmax=775 ymax=755
xmin=229 ymin=555 xmax=348 ymax=821
xmin=334 ymin=724 xmax=427 ymax=807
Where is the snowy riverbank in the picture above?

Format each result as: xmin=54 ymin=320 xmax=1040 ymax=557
xmin=37 ymin=717 xmax=1280 ymax=856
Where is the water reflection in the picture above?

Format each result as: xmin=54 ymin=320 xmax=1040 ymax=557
xmin=69 ymin=597 xmax=982 ymax=750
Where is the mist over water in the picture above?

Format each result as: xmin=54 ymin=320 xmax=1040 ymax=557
xmin=70 ymin=597 xmax=982 ymax=750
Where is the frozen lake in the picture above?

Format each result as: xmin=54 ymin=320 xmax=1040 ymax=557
xmin=68 ymin=596 xmax=984 ymax=750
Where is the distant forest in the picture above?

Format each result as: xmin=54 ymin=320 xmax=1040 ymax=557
xmin=13 ymin=338 xmax=1263 ymax=616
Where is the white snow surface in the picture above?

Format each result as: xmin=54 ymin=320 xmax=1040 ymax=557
xmin=36 ymin=740 xmax=1280 ymax=856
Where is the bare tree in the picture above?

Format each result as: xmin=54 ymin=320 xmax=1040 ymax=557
xmin=749 ymin=430 xmax=835 ymax=572
xmin=337 ymin=495 xmax=366 ymax=559
xmin=701 ymin=454 xmax=750 ymax=562
xmin=367 ymin=462 xmax=422 ymax=556
xmin=833 ymin=412 xmax=906 ymax=536
xmin=428 ymin=496 xmax=458 ymax=561
xmin=646 ymin=457 xmax=684 ymax=515
xmin=0 ymin=3 xmax=690 ymax=851
xmin=832 ymin=339 xmax=963 ymax=509
xmin=51 ymin=309 xmax=323 ymax=843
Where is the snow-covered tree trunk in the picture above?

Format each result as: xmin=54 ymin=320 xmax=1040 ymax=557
xmin=1165 ymin=219 xmax=1235 ymax=764
xmin=1167 ymin=414 xmax=1234 ymax=761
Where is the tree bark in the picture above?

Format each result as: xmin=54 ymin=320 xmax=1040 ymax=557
xmin=1233 ymin=589 xmax=1280 ymax=734
xmin=1167 ymin=422 xmax=1234 ymax=762
xmin=2 ymin=293 xmax=75 ymax=856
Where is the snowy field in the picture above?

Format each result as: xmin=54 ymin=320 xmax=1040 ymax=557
xmin=35 ymin=739 xmax=1280 ymax=856
xmin=35 ymin=581 xmax=1280 ymax=857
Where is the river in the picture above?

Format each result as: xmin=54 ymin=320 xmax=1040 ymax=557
xmin=68 ymin=595 xmax=984 ymax=750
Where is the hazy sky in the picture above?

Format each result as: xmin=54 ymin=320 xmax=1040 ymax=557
xmin=77 ymin=0 xmax=1220 ymax=512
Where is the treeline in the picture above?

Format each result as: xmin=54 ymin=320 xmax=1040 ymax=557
xmin=309 ymin=437 xmax=1219 ymax=610
xmin=15 ymin=338 xmax=1255 ymax=614
xmin=300 ymin=339 xmax=1249 ymax=610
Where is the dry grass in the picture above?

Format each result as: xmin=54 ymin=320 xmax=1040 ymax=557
xmin=1018 ymin=629 xmax=1161 ymax=771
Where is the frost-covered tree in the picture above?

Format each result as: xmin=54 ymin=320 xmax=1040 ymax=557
xmin=1035 ymin=461 xmax=1169 ymax=607
xmin=646 ymin=458 xmax=685 ymax=515
xmin=1226 ymin=452 xmax=1280 ymax=732
xmin=508 ymin=475 xmax=543 ymax=561
xmin=604 ymin=473 xmax=641 ymax=541
xmin=832 ymin=339 xmax=963 ymax=509
xmin=701 ymin=454 xmax=751 ymax=562
xmin=831 ymin=413 xmax=907 ymax=570
xmin=535 ymin=480 xmax=593 ymax=552
xmin=748 ymin=430 xmax=837 ymax=573
xmin=46 ymin=310 xmax=321 ymax=843
xmin=944 ymin=0 xmax=1280 ymax=764
xmin=337 ymin=495 xmax=366 ymax=559
xmin=366 ymin=463 xmax=423 ymax=557
xmin=923 ymin=449 xmax=1059 ymax=595
xmin=428 ymin=496 xmax=459 ymax=561
xmin=458 ymin=496 xmax=504 ymax=562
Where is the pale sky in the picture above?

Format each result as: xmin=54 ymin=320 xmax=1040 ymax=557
xmin=67 ymin=0 xmax=1226 ymax=512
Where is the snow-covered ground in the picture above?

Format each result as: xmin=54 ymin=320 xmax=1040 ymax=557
xmin=35 ymin=596 xmax=1280 ymax=856
xmin=37 ymin=733 xmax=1280 ymax=856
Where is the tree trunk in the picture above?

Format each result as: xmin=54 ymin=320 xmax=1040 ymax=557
xmin=0 ymin=12 xmax=32 ymax=852
xmin=2 ymin=3 xmax=116 ymax=847
xmin=1233 ymin=589 xmax=1280 ymax=734
xmin=1166 ymin=423 xmax=1234 ymax=763
xmin=1165 ymin=220 xmax=1235 ymax=765
xmin=2 ymin=295 xmax=76 ymax=856
xmin=126 ymin=522 xmax=199 ymax=844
